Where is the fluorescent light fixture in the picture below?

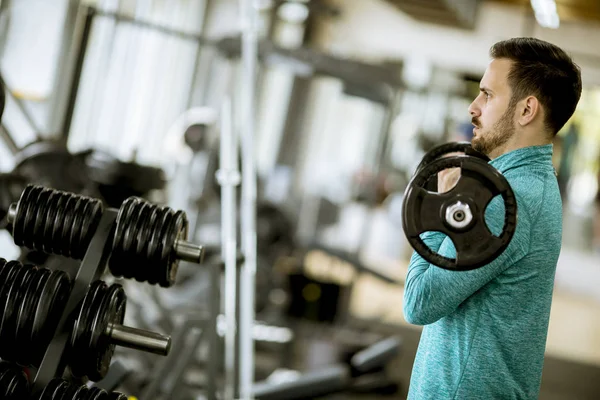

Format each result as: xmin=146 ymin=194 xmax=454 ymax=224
xmin=530 ymin=0 xmax=560 ymax=29
xmin=278 ymin=2 xmax=310 ymax=23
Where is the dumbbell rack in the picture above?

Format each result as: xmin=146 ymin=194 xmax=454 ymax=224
xmin=0 ymin=208 xmax=137 ymax=398
xmin=0 ymin=184 xmax=208 ymax=398
xmin=30 ymin=208 xmax=117 ymax=395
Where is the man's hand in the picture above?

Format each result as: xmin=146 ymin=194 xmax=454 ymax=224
xmin=436 ymin=151 xmax=462 ymax=193
xmin=438 ymin=168 xmax=461 ymax=193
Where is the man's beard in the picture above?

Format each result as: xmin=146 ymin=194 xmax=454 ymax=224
xmin=472 ymin=104 xmax=516 ymax=157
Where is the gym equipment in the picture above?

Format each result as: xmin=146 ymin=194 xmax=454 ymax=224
xmin=0 ymin=75 xmax=5 ymax=123
xmin=256 ymin=203 xmax=295 ymax=254
xmin=0 ymin=184 xmax=187 ymax=397
xmin=414 ymin=141 xmax=490 ymax=173
xmin=8 ymin=184 xmax=204 ymax=287
xmin=38 ymin=379 xmax=128 ymax=399
xmin=0 ymin=259 xmax=170 ymax=381
xmin=83 ymin=149 xmax=166 ymax=208
xmin=402 ymin=142 xmax=518 ymax=271
xmin=0 ymin=173 xmax=28 ymax=230
xmin=414 ymin=141 xmax=490 ymax=192
xmin=238 ymin=2 xmax=260 ymax=397
xmin=0 ymin=362 xmax=30 ymax=400
xmin=0 ymin=361 xmax=130 ymax=399
xmin=252 ymin=336 xmax=402 ymax=399
xmin=13 ymin=141 xmax=93 ymax=195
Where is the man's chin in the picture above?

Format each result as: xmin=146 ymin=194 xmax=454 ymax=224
xmin=471 ymin=139 xmax=486 ymax=155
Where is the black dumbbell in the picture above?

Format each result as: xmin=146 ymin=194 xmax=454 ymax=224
xmin=0 ymin=361 xmax=30 ymax=400
xmin=0 ymin=259 xmax=170 ymax=382
xmin=38 ymin=378 xmax=127 ymax=399
xmin=415 ymin=141 xmax=490 ymax=192
xmin=415 ymin=141 xmax=490 ymax=173
xmin=7 ymin=185 xmax=204 ymax=287
xmin=83 ymin=149 xmax=166 ymax=208
xmin=403 ymin=145 xmax=517 ymax=271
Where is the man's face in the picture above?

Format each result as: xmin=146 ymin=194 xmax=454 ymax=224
xmin=468 ymin=58 xmax=517 ymax=157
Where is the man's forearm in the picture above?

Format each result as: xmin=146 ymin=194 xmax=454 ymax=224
xmin=403 ymin=232 xmax=446 ymax=325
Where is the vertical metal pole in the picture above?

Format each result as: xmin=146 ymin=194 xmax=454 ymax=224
xmin=60 ymin=6 xmax=95 ymax=143
xmin=234 ymin=259 xmax=242 ymax=398
xmin=206 ymin=260 xmax=221 ymax=400
xmin=217 ymin=96 xmax=241 ymax=399
xmin=238 ymin=0 xmax=259 ymax=398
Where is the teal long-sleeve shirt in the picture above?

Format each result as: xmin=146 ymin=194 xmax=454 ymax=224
xmin=403 ymin=144 xmax=562 ymax=400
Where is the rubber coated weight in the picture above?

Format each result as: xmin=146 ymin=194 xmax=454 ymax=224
xmin=415 ymin=141 xmax=490 ymax=173
xmin=10 ymin=185 xmax=193 ymax=287
xmin=13 ymin=141 xmax=91 ymax=194
xmin=402 ymin=155 xmax=517 ymax=271
xmin=11 ymin=185 xmax=104 ymax=260
xmin=415 ymin=141 xmax=490 ymax=192
xmin=70 ymin=281 xmax=127 ymax=381
xmin=0 ymin=174 xmax=28 ymax=230
xmin=0 ymin=260 xmax=71 ymax=366
xmin=84 ymin=149 xmax=166 ymax=208
xmin=110 ymin=197 xmax=188 ymax=287
xmin=0 ymin=362 xmax=30 ymax=399
xmin=39 ymin=378 xmax=128 ymax=399
xmin=0 ymin=259 xmax=146 ymax=383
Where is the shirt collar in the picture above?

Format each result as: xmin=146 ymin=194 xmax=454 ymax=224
xmin=489 ymin=144 xmax=554 ymax=174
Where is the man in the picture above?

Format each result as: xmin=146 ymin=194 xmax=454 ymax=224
xmin=403 ymin=37 xmax=582 ymax=399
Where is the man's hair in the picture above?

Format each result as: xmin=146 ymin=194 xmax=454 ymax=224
xmin=490 ymin=37 xmax=582 ymax=136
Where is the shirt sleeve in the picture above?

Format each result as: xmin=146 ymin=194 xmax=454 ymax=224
xmin=402 ymin=195 xmax=530 ymax=326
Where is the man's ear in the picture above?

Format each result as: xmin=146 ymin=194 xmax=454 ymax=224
xmin=518 ymin=96 xmax=541 ymax=127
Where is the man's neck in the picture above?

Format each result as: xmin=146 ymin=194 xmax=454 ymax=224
xmin=489 ymin=131 xmax=552 ymax=160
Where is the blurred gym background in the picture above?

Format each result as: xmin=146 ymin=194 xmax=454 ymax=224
xmin=0 ymin=0 xmax=599 ymax=399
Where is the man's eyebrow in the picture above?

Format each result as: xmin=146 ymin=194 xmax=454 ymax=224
xmin=480 ymin=87 xmax=493 ymax=94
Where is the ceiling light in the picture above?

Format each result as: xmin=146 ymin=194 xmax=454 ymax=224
xmin=530 ymin=0 xmax=560 ymax=29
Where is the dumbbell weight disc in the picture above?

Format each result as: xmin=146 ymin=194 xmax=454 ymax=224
xmin=0 ymin=362 xmax=29 ymax=399
xmin=110 ymin=196 xmax=188 ymax=287
xmin=13 ymin=141 xmax=92 ymax=195
xmin=39 ymin=378 xmax=128 ymax=399
xmin=402 ymin=155 xmax=517 ymax=271
xmin=415 ymin=141 xmax=490 ymax=173
xmin=415 ymin=141 xmax=490 ymax=192
xmin=70 ymin=282 xmax=126 ymax=381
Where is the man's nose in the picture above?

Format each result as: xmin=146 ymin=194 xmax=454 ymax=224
xmin=468 ymin=100 xmax=480 ymax=117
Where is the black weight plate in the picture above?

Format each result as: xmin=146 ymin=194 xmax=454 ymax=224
xmin=132 ymin=200 xmax=154 ymax=284
xmin=14 ymin=266 xmax=47 ymax=365
xmin=70 ymin=281 xmax=103 ymax=379
xmin=87 ymin=284 xmax=126 ymax=382
xmin=106 ymin=392 xmax=128 ymax=400
xmin=71 ymin=385 xmax=90 ymax=400
xmin=416 ymin=141 xmax=490 ymax=173
xmin=0 ymin=262 xmax=30 ymax=363
xmin=0 ymin=173 xmax=28 ymax=230
xmin=38 ymin=379 xmax=66 ymax=400
xmin=84 ymin=150 xmax=166 ymax=207
xmin=415 ymin=141 xmax=490 ymax=192
xmin=13 ymin=141 xmax=91 ymax=194
xmin=38 ymin=379 xmax=114 ymax=400
xmin=81 ymin=386 xmax=109 ymax=400
xmin=110 ymin=197 xmax=186 ymax=287
xmin=0 ymin=362 xmax=29 ymax=399
xmin=402 ymin=155 xmax=517 ymax=271
xmin=32 ymin=269 xmax=71 ymax=365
